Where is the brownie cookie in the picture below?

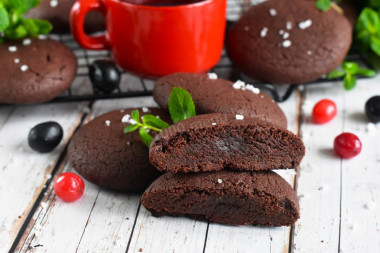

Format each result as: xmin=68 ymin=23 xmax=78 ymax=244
xmin=25 ymin=0 xmax=105 ymax=33
xmin=149 ymin=113 xmax=305 ymax=173
xmin=153 ymin=73 xmax=287 ymax=129
xmin=68 ymin=108 xmax=171 ymax=192
xmin=226 ymin=0 xmax=352 ymax=84
xmin=142 ymin=170 xmax=300 ymax=226
xmin=0 ymin=38 xmax=77 ymax=104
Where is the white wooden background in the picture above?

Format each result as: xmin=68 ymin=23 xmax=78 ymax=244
xmin=1 ymin=69 xmax=380 ymax=253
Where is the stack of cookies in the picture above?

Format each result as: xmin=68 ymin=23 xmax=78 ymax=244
xmin=141 ymin=73 xmax=305 ymax=226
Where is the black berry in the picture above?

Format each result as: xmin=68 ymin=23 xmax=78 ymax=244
xmin=365 ymin=96 xmax=380 ymax=123
xmin=28 ymin=122 xmax=63 ymax=153
xmin=89 ymin=60 xmax=121 ymax=94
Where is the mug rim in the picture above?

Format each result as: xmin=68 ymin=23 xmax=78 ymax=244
xmin=106 ymin=0 xmax=216 ymax=9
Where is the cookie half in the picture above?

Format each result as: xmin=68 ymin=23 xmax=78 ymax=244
xmin=154 ymin=73 xmax=287 ymax=129
xmin=142 ymin=170 xmax=300 ymax=226
xmin=226 ymin=0 xmax=352 ymax=84
xmin=68 ymin=108 xmax=171 ymax=192
xmin=149 ymin=113 xmax=305 ymax=173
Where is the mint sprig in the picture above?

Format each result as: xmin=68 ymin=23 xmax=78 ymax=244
xmin=327 ymin=61 xmax=376 ymax=90
xmin=355 ymin=8 xmax=380 ymax=57
xmin=124 ymin=87 xmax=196 ymax=147
xmin=315 ymin=0 xmax=331 ymax=11
xmin=0 ymin=0 xmax=52 ymax=43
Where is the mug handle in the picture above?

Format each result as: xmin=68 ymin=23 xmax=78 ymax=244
xmin=70 ymin=0 xmax=110 ymax=50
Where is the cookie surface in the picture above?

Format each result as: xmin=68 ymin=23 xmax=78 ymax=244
xmin=142 ymin=170 xmax=300 ymax=226
xmin=68 ymin=108 xmax=171 ymax=192
xmin=149 ymin=113 xmax=305 ymax=173
xmin=153 ymin=73 xmax=287 ymax=129
xmin=226 ymin=0 xmax=352 ymax=84
xmin=25 ymin=0 xmax=105 ymax=33
xmin=0 ymin=38 xmax=77 ymax=104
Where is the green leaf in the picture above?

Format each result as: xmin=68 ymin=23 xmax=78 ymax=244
xmin=168 ymin=87 xmax=196 ymax=123
xmin=0 ymin=5 xmax=10 ymax=31
xmin=7 ymin=0 xmax=40 ymax=15
xmin=31 ymin=19 xmax=52 ymax=34
xmin=21 ymin=18 xmax=38 ymax=36
xmin=327 ymin=70 xmax=346 ymax=79
xmin=315 ymin=0 xmax=331 ymax=11
xmin=342 ymin=61 xmax=359 ymax=75
xmin=356 ymin=8 xmax=380 ymax=35
xmin=370 ymin=35 xmax=380 ymax=56
xmin=131 ymin=110 xmax=140 ymax=124
xmin=4 ymin=24 xmax=27 ymax=39
xmin=124 ymin=124 xmax=139 ymax=133
xmin=142 ymin=115 xmax=169 ymax=129
xmin=343 ymin=74 xmax=357 ymax=91
xmin=139 ymin=128 xmax=153 ymax=147
xmin=356 ymin=68 xmax=376 ymax=77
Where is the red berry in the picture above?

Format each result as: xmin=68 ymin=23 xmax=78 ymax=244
xmin=54 ymin=172 xmax=85 ymax=202
xmin=334 ymin=133 xmax=362 ymax=159
xmin=312 ymin=99 xmax=337 ymax=124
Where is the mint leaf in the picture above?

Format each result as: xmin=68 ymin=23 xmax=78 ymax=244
xmin=327 ymin=70 xmax=345 ymax=79
xmin=315 ymin=0 xmax=331 ymax=11
xmin=168 ymin=87 xmax=196 ymax=123
xmin=0 ymin=5 xmax=10 ymax=31
xmin=131 ymin=110 xmax=140 ymax=123
xmin=30 ymin=19 xmax=52 ymax=34
xmin=356 ymin=68 xmax=376 ymax=77
xmin=124 ymin=124 xmax=139 ymax=133
xmin=343 ymin=74 xmax=357 ymax=91
xmin=356 ymin=8 xmax=380 ymax=54
xmin=142 ymin=115 xmax=169 ymax=129
xmin=342 ymin=61 xmax=359 ymax=74
xmin=370 ymin=35 xmax=380 ymax=56
xmin=21 ymin=18 xmax=39 ymax=37
xmin=139 ymin=128 xmax=153 ymax=147
xmin=4 ymin=24 xmax=28 ymax=39
xmin=8 ymin=0 xmax=40 ymax=15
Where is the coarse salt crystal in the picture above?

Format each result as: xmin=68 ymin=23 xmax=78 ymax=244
xmin=286 ymin=21 xmax=292 ymax=30
xmin=14 ymin=58 xmax=20 ymax=64
xmin=298 ymin=19 xmax=312 ymax=29
xmin=121 ymin=114 xmax=137 ymax=124
xmin=8 ymin=46 xmax=17 ymax=52
xmin=260 ymin=27 xmax=268 ymax=37
xmin=282 ymin=40 xmax=291 ymax=48
xmin=283 ymin=32 xmax=289 ymax=39
xmin=38 ymin=35 xmax=47 ymax=40
xmin=23 ymin=39 xmax=32 ymax=46
xmin=279 ymin=30 xmax=284 ymax=35
xmin=236 ymin=115 xmax=244 ymax=120
xmin=245 ymin=84 xmax=260 ymax=94
xmin=105 ymin=120 xmax=111 ymax=126
xmin=208 ymin=73 xmax=218 ymax=80
xmin=21 ymin=65 xmax=28 ymax=71
xmin=269 ymin=8 xmax=277 ymax=16
xmin=50 ymin=0 xmax=58 ymax=7
xmin=233 ymin=80 xmax=245 ymax=89
xmin=217 ymin=179 xmax=223 ymax=184
xmin=212 ymin=123 xmax=217 ymax=126
xmin=307 ymin=50 xmax=312 ymax=55
xmin=142 ymin=107 xmax=149 ymax=113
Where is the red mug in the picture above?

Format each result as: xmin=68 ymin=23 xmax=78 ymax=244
xmin=70 ymin=0 xmax=226 ymax=78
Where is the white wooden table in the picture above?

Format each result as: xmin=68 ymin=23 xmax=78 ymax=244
xmin=1 ymin=66 xmax=380 ymax=252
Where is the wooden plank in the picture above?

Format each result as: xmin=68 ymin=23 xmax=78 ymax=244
xmin=338 ymin=77 xmax=380 ymax=253
xmin=204 ymin=90 xmax=301 ymax=253
xmin=0 ymin=103 xmax=86 ymax=252
xmin=16 ymin=97 xmax=159 ymax=252
xmin=292 ymin=82 xmax=345 ymax=252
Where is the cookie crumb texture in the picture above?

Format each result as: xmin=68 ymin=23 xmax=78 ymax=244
xmin=150 ymin=113 xmax=305 ymax=173
xmin=68 ymin=108 xmax=171 ymax=192
xmin=142 ymin=171 xmax=300 ymax=226
xmin=154 ymin=73 xmax=287 ymax=129
xmin=226 ymin=0 xmax=352 ymax=84
xmin=0 ymin=39 xmax=77 ymax=104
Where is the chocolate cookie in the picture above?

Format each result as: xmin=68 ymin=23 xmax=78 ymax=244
xmin=0 ymin=38 xmax=77 ymax=104
xmin=25 ymin=0 xmax=105 ymax=33
xmin=142 ymin=170 xmax=300 ymax=226
xmin=68 ymin=108 xmax=171 ymax=192
xmin=149 ymin=113 xmax=305 ymax=173
xmin=226 ymin=0 xmax=352 ymax=84
xmin=153 ymin=73 xmax=287 ymax=129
